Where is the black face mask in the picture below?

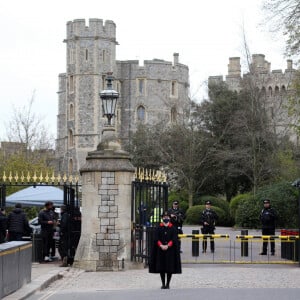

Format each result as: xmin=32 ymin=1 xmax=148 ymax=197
xmin=163 ymin=218 xmax=170 ymax=224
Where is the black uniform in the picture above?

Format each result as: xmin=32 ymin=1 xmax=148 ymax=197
xmin=58 ymin=210 xmax=70 ymax=262
xmin=200 ymin=208 xmax=218 ymax=253
xmin=167 ymin=207 xmax=185 ymax=234
xmin=0 ymin=210 xmax=7 ymax=243
xmin=149 ymin=222 xmax=181 ymax=289
xmin=260 ymin=206 xmax=277 ymax=254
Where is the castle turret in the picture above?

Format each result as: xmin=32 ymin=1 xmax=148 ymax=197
xmin=173 ymin=53 xmax=179 ymax=65
xmin=56 ymin=19 xmax=118 ymax=174
xmin=56 ymin=19 xmax=190 ymax=174
xmin=228 ymin=57 xmax=241 ymax=77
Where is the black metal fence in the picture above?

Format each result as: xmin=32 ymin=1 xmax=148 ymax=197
xmin=0 ymin=172 xmax=81 ymax=264
xmin=131 ymin=178 xmax=168 ymax=265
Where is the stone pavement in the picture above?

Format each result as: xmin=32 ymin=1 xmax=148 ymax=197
xmin=3 ymin=226 xmax=300 ymax=299
xmin=4 ymin=261 xmax=300 ymax=300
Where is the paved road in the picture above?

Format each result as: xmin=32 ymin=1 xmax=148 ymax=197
xmin=27 ymin=264 xmax=300 ymax=300
xmin=27 ymin=288 xmax=300 ymax=300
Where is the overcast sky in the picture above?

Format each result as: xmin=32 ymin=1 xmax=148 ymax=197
xmin=0 ymin=0 xmax=288 ymax=140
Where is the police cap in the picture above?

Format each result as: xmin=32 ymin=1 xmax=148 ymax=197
xmin=205 ymin=200 xmax=212 ymax=205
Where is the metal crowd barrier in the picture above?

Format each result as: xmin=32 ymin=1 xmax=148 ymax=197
xmin=177 ymin=233 xmax=299 ymax=264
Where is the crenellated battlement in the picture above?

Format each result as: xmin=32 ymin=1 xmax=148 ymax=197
xmin=209 ymin=54 xmax=296 ymax=91
xmin=66 ymin=18 xmax=116 ymax=40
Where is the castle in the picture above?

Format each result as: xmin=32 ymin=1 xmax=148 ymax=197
xmin=55 ymin=19 xmax=190 ymax=174
xmin=208 ymin=54 xmax=298 ymax=144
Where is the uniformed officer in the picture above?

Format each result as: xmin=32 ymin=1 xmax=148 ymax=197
xmin=167 ymin=201 xmax=185 ymax=252
xmin=259 ymin=199 xmax=277 ymax=255
xmin=200 ymin=200 xmax=218 ymax=253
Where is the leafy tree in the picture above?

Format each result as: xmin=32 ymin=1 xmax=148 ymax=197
xmin=0 ymin=152 xmax=54 ymax=196
xmin=157 ymin=123 xmax=215 ymax=208
xmin=201 ymin=80 xmax=279 ymax=198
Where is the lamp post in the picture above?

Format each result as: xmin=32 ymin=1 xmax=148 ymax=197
xmin=98 ymin=72 xmax=121 ymax=151
xmin=99 ymin=72 xmax=119 ymax=126
xmin=74 ymin=73 xmax=136 ymax=271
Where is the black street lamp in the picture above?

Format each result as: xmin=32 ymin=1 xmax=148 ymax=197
xmin=99 ymin=73 xmax=119 ymax=126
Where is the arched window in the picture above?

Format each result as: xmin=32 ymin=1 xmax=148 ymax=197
xmin=171 ymin=107 xmax=177 ymax=123
xmin=281 ymin=85 xmax=286 ymax=93
xmin=69 ymin=103 xmax=74 ymax=120
xmin=268 ymin=86 xmax=272 ymax=96
xmin=137 ymin=105 xmax=145 ymax=122
xmin=68 ymin=130 xmax=74 ymax=148
xmin=275 ymin=86 xmax=279 ymax=95
xmin=69 ymin=159 xmax=73 ymax=174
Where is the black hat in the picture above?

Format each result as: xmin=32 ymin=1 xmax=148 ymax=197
xmin=205 ymin=200 xmax=212 ymax=205
xmin=263 ymin=199 xmax=270 ymax=204
xmin=173 ymin=201 xmax=179 ymax=205
xmin=161 ymin=211 xmax=171 ymax=218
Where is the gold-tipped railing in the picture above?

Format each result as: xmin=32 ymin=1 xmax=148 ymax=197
xmin=134 ymin=168 xmax=167 ymax=183
xmin=0 ymin=171 xmax=80 ymax=185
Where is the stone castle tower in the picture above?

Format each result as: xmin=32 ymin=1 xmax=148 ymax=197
xmin=56 ymin=19 xmax=190 ymax=174
xmin=208 ymin=54 xmax=298 ymax=143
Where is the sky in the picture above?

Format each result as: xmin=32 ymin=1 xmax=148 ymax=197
xmin=0 ymin=0 xmax=288 ymax=140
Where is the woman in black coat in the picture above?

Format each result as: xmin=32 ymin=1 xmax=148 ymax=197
xmin=149 ymin=211 xmax=181 ymax=289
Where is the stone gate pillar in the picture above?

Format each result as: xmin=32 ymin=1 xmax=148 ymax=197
xmin=73 ymin=145 xmax=138 ymax=271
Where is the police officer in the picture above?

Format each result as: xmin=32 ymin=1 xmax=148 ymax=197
xmin=168 ymin=201 xmax=185 ymax=252
xmin=259 ymin=199 xmax=277 ymax=255
xmin=200 ymin=200 xmax=218 ymax=253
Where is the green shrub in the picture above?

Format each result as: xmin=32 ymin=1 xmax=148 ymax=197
xmin=235 ymin=196 xmax=259 ymax=228
xmin=235 ymin=181 xmax=299 ymax=229
xmin=229 ymin=193 xmax=251 ymax=221
xmin=185 ymin=205 xmax=226 ymax=226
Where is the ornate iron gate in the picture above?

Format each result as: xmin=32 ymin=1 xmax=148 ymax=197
xmin=0 ymin=171 xmax=81 ymax=263
xmin=131 ymin=170 xmax=168 ymax=265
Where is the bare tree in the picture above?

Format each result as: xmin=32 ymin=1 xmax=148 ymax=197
xmin=263 ymin=0 xmax=300 ymax=57
xmin=5 ymin=92 xmax=54 ymax=151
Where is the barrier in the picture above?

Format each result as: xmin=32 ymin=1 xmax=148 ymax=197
xmin=177 ymin=233 xmax=299 ymax=264
xmin=179 ymin=233 xmax=231 ymax=263
xmin=0 ymin=241 xmax=32 ymax=298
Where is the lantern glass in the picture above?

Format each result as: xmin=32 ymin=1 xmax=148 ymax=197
xmin=99 ymin=74 xmax=119 ymax=125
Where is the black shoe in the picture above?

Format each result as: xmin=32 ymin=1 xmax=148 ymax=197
xmin=161 ymin=285 xmax=166 ymax=289
xmin=165 ymin=285 xmax=170 ymax=289
xmin=271 ymin=252 xmax=275 ymax=256
xmin=202 ymin=250 xmax=206 ymax=253
xmin=259 ymin=252 xmax=267 ymax=255
xmin=211 ymin=250 xmax=214 ymax=253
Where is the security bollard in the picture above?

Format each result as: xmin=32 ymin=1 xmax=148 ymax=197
xmin=241 ymin=229 xmax=248 ymax=257
xmin=192 ymin=230 xmax=199 ymax=256
xmin=281 ymin=229 xmax=287 ymax=259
